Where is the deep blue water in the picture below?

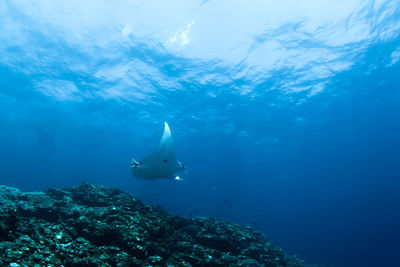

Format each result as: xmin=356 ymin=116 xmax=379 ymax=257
xmin=1 ymin=1 xmax=400 ymax=266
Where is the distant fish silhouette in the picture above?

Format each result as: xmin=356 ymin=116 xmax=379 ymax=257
xmin=131 ymin=122 xmax=186 ymax=180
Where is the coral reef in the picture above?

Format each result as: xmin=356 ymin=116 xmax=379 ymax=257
xmin=0 ymin=183 xmax=306 ymax=266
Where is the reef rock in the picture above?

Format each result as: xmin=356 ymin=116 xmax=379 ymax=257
xmin=0 ymin=183 xmax=307 ymax=266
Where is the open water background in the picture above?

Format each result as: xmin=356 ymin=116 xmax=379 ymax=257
xmin=1 ymin=1 xmax=400 ymax=266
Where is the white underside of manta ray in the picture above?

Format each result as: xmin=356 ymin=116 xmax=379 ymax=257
xmin=131 ymin=122 xmax=186 ymax=180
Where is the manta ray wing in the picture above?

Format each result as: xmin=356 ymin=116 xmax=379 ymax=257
xmin=141 ymin=122 xmax=177 ymax=164
xmin=131 ymin=122 xmax=181 ymax=180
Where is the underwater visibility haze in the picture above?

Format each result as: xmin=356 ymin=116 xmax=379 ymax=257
xmin=1 ymin=0 xmax=400 ymax=266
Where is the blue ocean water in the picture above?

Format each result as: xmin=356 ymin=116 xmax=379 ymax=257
xmin=1 ymin=1 xmax=400 ymax=266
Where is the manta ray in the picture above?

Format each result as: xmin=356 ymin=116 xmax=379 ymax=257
xmin=131 ymin=122 xmax=186 ymax=180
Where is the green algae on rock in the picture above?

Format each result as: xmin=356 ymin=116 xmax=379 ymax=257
xmin=0 ymin=183 xmax=306 ymax=266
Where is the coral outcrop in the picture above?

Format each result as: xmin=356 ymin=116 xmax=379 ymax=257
xmin=0 ymin=183 xmax=306 ymax=266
